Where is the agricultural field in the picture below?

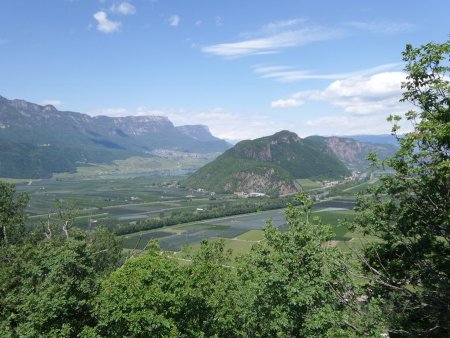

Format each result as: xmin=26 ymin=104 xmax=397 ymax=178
xmin=14 ymin=175 xmax=215 ymax=227
xmin=11 ymin=167 xmax=371 ymax=258
xmin=121 ymin=201 xmax=358 ymax=255
xmin=53 ymin=154 xmax=217 ymax=180
xmin=296 ymin=179 xmax=324 ymax=191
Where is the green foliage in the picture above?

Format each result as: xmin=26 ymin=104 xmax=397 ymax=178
xmin=355 ymin=39 xmax=450 ymax=336
xmin=0 ymin=181 xmax=29 ymax=245
xmin=93 ymin=247 xmax=184 ymax=337
xmin=235 ymin=194 xmax=383 ymax=337
xmin=0 ymin=185 xmax=122 ymax=337
xmin=95 ymin=193 xmax=383 ymax=336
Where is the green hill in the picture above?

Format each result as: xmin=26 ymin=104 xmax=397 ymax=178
xmin=185 ymin=131 xmax=351 ymax=196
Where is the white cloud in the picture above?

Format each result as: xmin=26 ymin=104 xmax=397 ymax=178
xmin=263 ymin=19 xmax=305 ymax=33
xmin=110 ymin=2 xmax=136 ymax=15
xmin=41 ymin=99 xmax=63 ymax=107
xmin=274 ymin=71 xmax=407 ymax=116
xmin=195 ymin=20 xmax=202 ymax=27
xmin=255 ymin=63 xmax=402 ymax=83
xmin=202 ymin=19 xmax=342 ymax=58
xmin=271 ymin=98 xmax=303 ymax=108
xmin=89 ymin=107 xmax=129 ymax=117
xmin=347 ymin=21 xmax=414 ymax=34
xmin=303 ymin=114 xmax=411 ymax=135
xmin=166 ymin=109 xmax=288 ymax=139
xmin=94 ymin=11 xmax=121 ymax=33
xmin=169 ymin=15 xmax=180 ymax=27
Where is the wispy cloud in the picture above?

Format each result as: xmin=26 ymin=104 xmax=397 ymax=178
xmin=41 ymin=99 xmax=63 ymax=107
xmin=0 ymin=38 xmax=8 ymax=45
xmin=89 ymin=107 xmax=129 ymax=116
xmin=303 ymin=114 xmax=411 ymax=136
xmin=94 ymin=11 xmax=121 ymax=33
xmin=271 ymin=98 xmax=303 ymax=108
xmin=255 ymin=63 xmax=402 ymax=82
xmin=110 ymin=2 xmax=136 ymax=16
xmin=346 ymin=21 xmax=414 ymax=34
xmin=263 ymin=19 xmax=305 ymax=32
xmin=166 ymin=109 xmax=288 ymax=139
xmin=195 ymin=20 xmax=202 ymax=27
xmin=169 ymin=15 xmax=180 ymax=27
xmin=202 ymin=19 xmax=343 ymax=58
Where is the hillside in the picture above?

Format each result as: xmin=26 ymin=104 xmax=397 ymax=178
xmin=306 ymin=136 xmax=397 ymax=168
xmin=185 ymin=131 xmax=351 ymax=196
xmin=346 ymin=134 xmax=400 ymax=147
xmin=0 ymin=95 xmax=230 ymax=178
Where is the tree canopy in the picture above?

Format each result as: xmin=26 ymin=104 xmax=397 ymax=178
xmin=355 ymin=39 xmax=450 ymax=337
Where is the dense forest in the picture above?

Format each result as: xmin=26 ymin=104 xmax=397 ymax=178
xmin=0 ymin=40 xmax=448 ymax=337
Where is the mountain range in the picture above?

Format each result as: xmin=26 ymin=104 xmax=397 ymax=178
xmin=185 ymin=131 xmax=397 ymax=196
xmin=0 ymin=95 xmax=230 ymax=178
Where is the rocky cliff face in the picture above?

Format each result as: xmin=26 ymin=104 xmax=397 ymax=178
xmin=232 ymin=131 xmax=302 ymax=162
xmin=176 ymin=125 xmax=218 ymax=142
xmin=223 ymin=168 xmax=300 ymax=196
xmin=323 ymin=136 xmax=396 ymax=166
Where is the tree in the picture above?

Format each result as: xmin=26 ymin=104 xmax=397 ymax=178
xmin=355 ymin=39 xmax=450 ymax=336
xmin=0 ymin=181 xmax=28 ymax=245
xmin=93 ymin=244 xmax=190 ymax=337
xmin=236 ymin=193 xmax=383 ymax=337
xmin=94 ymin=194 xmax=383 ymax=337
xmin=0 ymin=190 xmax=122 ymax=337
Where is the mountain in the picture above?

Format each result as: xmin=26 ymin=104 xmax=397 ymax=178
xmin=345 ymin=134 xmax=400 ymax=147
xmin=0 ymin=95 xmax=231 ymax=178
xmin=306 ymin=136 xmax=397 ymax=169
xmin=184 ymin=131 xmax=351 ymax=196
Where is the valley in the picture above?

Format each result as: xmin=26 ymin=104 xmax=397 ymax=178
xmin=11 ymin=164 xmax=377 ymax=257
xmin=1 ymin=95 xmax=393 ymax=255
xmin=1 ymin=2 xmax=447 ymax=334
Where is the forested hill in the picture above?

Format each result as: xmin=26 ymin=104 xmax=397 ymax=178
xmin=185 ymin=131 xmax=397 ymax=196
xmin=0 ymin=95 xmax=231 ymax=178
xmin=184 ymin=131 xmax=347 ymax=196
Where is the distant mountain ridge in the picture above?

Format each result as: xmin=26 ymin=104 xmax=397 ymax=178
xmin=0 ymin=95 xmax=231 ymax=178
xmin=307 ymin=136 xmax=397 ymax=168
xmin=185 ymin=131 xmax=397 ymax=196
xmin=344 ymin=134 xmax=400 ymax=147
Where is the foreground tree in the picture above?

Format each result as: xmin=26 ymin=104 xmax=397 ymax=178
xmin=0 ymin=185 xmax=122 ymax=337
xmin=94 ymin=193 xmax=383 ymax=337
xmin=0 ymin=181 xmax=28 ymax=246
xmin=237 ymin=193 xmax=383 ymax=337
xmin=355 ymin=39 xmax=450 ymax=336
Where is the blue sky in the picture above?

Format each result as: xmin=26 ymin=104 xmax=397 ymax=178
xmin=0 ymin=0 xmax=449 ymax=139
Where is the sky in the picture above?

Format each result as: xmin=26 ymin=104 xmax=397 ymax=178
xmin=0 ymin=0 xmax=449 ymax=140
